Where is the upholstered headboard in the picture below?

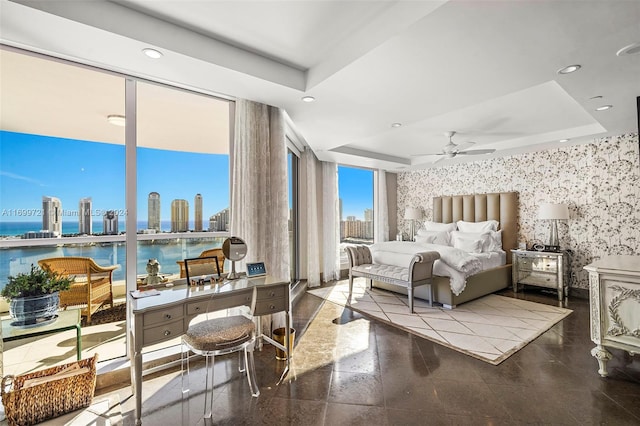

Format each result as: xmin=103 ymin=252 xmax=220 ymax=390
xmin=432 ymin=192 xmax=518 ymax=264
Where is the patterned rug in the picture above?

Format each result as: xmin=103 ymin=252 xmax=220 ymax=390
xmin=308 ymin=280 xmax=572 ymax=365
xmin=81 ymin=303 xmax=126 ymax=327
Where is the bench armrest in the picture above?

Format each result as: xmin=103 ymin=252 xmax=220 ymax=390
xmin=345 ymin=245 xmax=372 ymax=268
xmin=408 ymin=251 xmax=440 ymax=282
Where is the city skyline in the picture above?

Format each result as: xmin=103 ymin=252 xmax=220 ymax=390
xmin=1 ymin=132 xmax=374 ymax=229
xmin=0 ymin=131 xmax=230 ymax=223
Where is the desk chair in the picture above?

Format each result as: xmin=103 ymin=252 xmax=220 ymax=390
xmin=181 ymin=261 xmax=259 ymax=419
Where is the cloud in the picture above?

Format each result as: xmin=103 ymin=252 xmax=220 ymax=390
xmin=0 ymin=171 xmax=47 ymax=187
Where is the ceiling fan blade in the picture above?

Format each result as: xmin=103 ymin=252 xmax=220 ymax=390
xmin=454 ymin=141 xmax=475 ymax=152
xmin=432 ymin=155 xmax=446 ymax=164
xmin=457 ymin=149 xmax=496 ymax=155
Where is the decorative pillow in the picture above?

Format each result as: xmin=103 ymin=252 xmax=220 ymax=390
xmin=456 ymin=220 xmax=499 ymax=233
xmin=451 ymin=234 xmax=483 ymax=253
xmin=451 ymin=230 xmax=502 ymax=252
xmin=415 ymin=230 xmax=450 ymax=246
xmin=423 ymin=221 xmax=457 ymax=232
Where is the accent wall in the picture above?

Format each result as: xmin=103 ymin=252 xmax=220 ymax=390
xmin=397 ymin=133 xmax=640 ymax=291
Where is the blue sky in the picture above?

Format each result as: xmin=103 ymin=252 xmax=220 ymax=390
xmin=338 ymin=165 xmax=374 ymax=220
xmin=1 ymin=132 xmax=373 ymax=223
xmin=0 ymin=131 xmax=229 ymax=223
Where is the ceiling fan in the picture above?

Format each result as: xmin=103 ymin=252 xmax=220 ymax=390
xmin=416 ymin=131 xmax=496 ymax=163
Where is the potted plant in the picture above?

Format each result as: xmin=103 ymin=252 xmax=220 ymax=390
xmin=1 ymin=264 xmax=73 ymax=327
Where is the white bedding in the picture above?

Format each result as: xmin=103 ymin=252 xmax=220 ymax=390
xmin=369 ymin=241 xmax=505 ymax=296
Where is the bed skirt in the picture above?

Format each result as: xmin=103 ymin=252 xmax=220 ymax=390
xmin=373 ymin=264 xmax=512 ymax=309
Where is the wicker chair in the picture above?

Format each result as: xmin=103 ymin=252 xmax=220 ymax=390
xmin=176 ymin=248 xmax=226 ymax=278
xmin=38 ymin=257 xmax=117 ymax=325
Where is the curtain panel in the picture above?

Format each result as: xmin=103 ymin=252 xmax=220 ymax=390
xmin=374 ymin=169 xmax=389 ymax=243
xmin=322 ymin=162 xmax=340 ymax=281
xmin=230 ymin=99 xmax=290 ymax=282
xmin=303 ymin=147 xmax=321 ymax=287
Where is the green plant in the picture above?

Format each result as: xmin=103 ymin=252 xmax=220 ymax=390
xmin=1 ymin=264 xmax=73 ymax=299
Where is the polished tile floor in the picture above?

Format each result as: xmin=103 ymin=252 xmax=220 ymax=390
xmin=98 ymin=284 xmax=640 ymax=425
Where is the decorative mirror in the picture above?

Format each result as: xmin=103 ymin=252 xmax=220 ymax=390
xmin=222 ymin=236 xmax=247 ymax=279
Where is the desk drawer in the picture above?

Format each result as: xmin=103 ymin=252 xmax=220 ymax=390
xmin=257 ymin=286 xmax=286 ymax=300
xmin=255 ymin=297 xmax=286 ymax=315
xmin=187 ymin=292 xmax=253 ymax=315
xmin=144 ymin=305 xmax=183 ymax=326
xmin=143 ymin=319 xmax=184 ymax=346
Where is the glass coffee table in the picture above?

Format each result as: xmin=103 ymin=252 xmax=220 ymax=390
xmin=2 ymin=309 xmax=82 ymax=360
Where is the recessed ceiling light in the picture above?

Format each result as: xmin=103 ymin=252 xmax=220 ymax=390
xmin=142 ymin=48 xmax=163 ymax=59
xmin=301 ymin=96 xmax=315 ymax=103
xmin=617 ymin=42 xmax=640 ymax=56
xmin=559 ymin=139 xmax=570 ymax=143
xmin=107 ymin=114 xmax=126 ymax=126
xmin=391 ymin=123 xmax=402 ymax=128
xmin=595 ymin=105 xmax=613 ymax=111
xmin=557 ymin=64 xmax=581 ymax=74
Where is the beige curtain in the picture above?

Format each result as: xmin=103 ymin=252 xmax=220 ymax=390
xmin=230 ymin=99 xmax=290 ymax=282
xmin=303 ymin=147 xmax=321 ymax=287
xmin=322 ymin=162 xmax=340 ymax=282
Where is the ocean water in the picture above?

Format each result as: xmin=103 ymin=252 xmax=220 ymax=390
xmin=0 ymin=226 xmax=225 ymax=288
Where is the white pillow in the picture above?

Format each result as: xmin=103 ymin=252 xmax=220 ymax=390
xmin=456 ymin=220 xmax=499 ymax=233
xmin=424 ymin=221 xmax=457 ymax=232
xmin=451 ymin=230 xmax=502 ymax=252
xmin=415 ymin=230 xmax=451 ymax=246
xmin=451 ymin=234 xmax=483 ymax=253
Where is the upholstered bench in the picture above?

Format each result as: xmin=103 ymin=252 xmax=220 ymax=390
xmin=345 ymin=245 xmax=440 ymax=313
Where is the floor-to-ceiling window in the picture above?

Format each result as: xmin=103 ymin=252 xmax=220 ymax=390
xmin=287 ymin=147 xmax=300 ymax=282
xmin=337 ymin=165 xmax=374 ymax=265
xmin=0 ymin=47 xmax=231 ymax=373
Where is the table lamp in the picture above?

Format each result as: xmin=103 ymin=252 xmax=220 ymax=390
xmin=538 ymin=203 xmax=569 ymax=248
xmin=404 ymin=207 xmax=422 ymax=241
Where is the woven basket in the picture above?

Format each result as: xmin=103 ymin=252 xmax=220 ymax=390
xmin=1 ymin=355 xmax=98 ymax=426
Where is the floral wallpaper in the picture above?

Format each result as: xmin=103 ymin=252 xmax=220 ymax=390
xmin=397 ymin=133 xmax=640 ymax=291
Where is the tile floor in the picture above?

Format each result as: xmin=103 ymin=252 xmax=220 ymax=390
xmin=92 ymin=283 xmax=640 ymax=425
xmin=308 ymin=280 xmax=572 ymax=364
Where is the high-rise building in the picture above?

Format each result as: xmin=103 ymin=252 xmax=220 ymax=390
xmin=103 ymin=210 xmax=118 ymax=235
xmin=42 ymin=196 xmax=62 ymax=235
xmin=364 ymin=208 xmax=373 ymax=222
xmin=194 ymin=193 xmax=203 ymax=231
xmin=148 ymin=192 xmax=161 ymax=232
xmin=78 ymin=197 xmax=92 ymax=234
xmin=171 ymin=199 xmax=189 ymax=232
xmin=208 ymin=207 xmax=229 ymax=232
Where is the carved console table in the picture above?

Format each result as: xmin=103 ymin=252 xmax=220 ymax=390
xmin=584 ymin=255 xmax=640 ymax=377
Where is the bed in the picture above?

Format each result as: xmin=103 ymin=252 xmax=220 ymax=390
xmin=372 ymin=192 xmax=518 ymax=308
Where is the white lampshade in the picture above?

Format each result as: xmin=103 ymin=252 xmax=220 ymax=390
xmin=538 ymin=203 xmax=569 ymax=220
xmin=404 ymin=207 xmax=422 ymax=221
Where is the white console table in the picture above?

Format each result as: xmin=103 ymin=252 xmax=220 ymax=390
xmin=584 ymin=255 xmax=640 ymax=377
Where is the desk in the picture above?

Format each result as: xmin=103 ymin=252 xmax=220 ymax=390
xmin=129 ymin=276 xmax=291 ymax=425
xmin=1 ymin=309 xmax=82 ymax=361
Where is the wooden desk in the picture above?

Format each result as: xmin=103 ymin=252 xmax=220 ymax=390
xmin=129 ymin=276 xmax=291 ymax=425
xmin=1 ymin=309 xmax=82 ymax=361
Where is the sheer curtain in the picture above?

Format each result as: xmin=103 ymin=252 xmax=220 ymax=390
xmin=230 ymin=99 xmax=290 ymax=282
xmin=374 ymin=169 xmax=389 ymax=243
xmin=322 ymin=162 xmax=340 ymax=282
xmin=303 ymin=147 xmax=321 ymax=287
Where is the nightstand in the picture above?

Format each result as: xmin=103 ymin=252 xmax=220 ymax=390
xmin=511 ymin=249 xmax=569 ymax=301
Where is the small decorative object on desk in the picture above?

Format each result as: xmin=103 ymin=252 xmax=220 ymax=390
xmin=130 ymin=288 xmax=161 ymax=299
xmin=1 ymin=354 xmax=98 ymax=426
xmin=144 ymin=258 xmax=163 ymax=285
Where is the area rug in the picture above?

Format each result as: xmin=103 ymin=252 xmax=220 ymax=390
xmin=308 ymin=280 xmax=572 ymax=365
xmin=81 ymin=303 xmax=126 ymax=327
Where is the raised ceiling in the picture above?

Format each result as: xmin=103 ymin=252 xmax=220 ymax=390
xmin=2 ymin=0 xmax=639 ymax=171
